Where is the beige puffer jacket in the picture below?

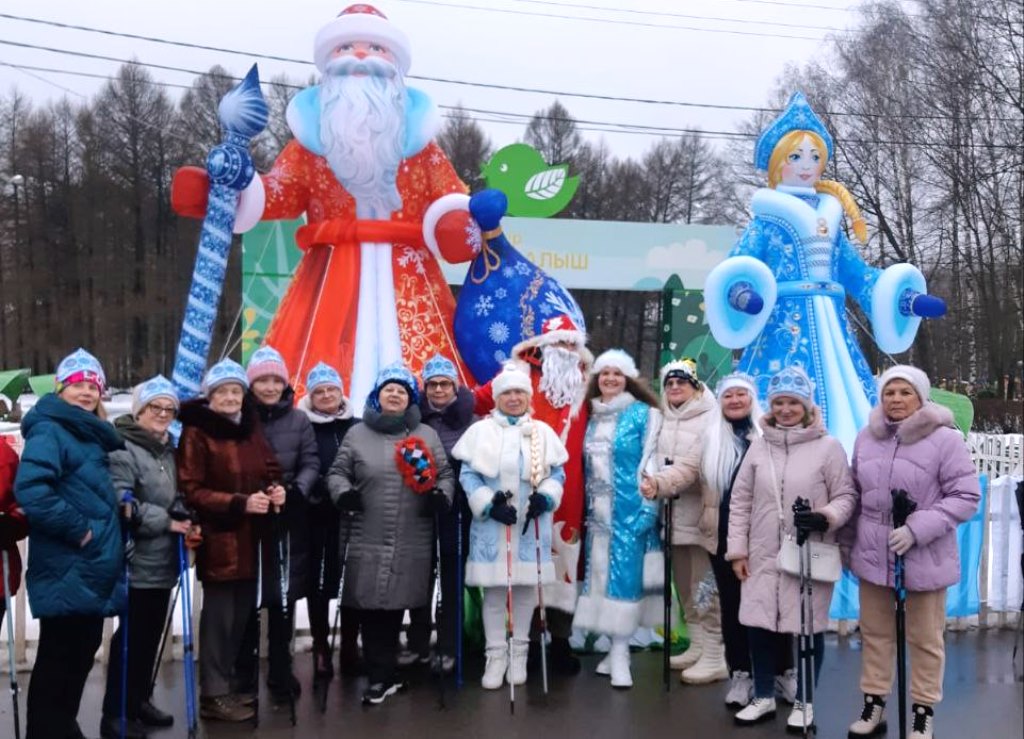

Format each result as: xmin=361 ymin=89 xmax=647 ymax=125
xmin=649 ymin=389 xmax=718 ymax=553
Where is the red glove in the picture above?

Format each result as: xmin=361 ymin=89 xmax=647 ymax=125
xmin=171 ymin=166 xmax=211 ymax=219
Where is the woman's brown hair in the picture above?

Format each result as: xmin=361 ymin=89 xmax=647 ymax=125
xmin=585 ymin=375 xmax=661 ymax=409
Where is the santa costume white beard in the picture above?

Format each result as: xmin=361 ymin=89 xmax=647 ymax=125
xmin=320 ymin=56 xmax=406 ymax=217
xmin=539 ymin=346 xmax=586 ymax=409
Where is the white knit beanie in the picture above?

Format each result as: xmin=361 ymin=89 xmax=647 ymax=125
xmin=492 ymin=363 xmax=532 ymax=399
xmin=592 ymin=349 xmax=639 ymax=379
xmin=878 ymin=364 xmax=931 ymax=403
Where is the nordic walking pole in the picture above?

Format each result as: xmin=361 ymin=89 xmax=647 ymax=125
xmin=148 ymin=582 xmax=180 ymax=699
xmin=892 ymin=489 xmax=917 ymax=739
xmin=794 ymin=496 xmax=815 ymax=737
xmin=2 ymin=549 xmax=20 ymax=739
xmin=533 ymin=516 xmax=549 ymax=695
xmin=456 ymin=504 xmax=464 ymax=690
xmin=170 ymin=498 xmax=198 ymax=738
xmin=663 ymin=491 xmax=674 ymax=693
xmin=253 ymin=538 xmax=263 ymax=728
xmin=505 ymin=494 xmax=515 ymax=716
xmin=323 ymin=518 xmax=351 ymax=713
xmin=313 ymin=537 xmax=330 ymax=711
xmin=274 ymin=507 xmax=296 ymax=726
xmin=120 ymin=492 xmax=137 ymax=739
xmin=434 ymin=511 xmax=446 ymax=709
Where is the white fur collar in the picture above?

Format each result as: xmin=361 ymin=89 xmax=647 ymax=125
xmin=752 ymin=186 xmax=843 ymax=243
xmin=299 ymin=393 xmax=354 ymax=424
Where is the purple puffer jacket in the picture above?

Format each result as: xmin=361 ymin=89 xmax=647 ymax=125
xmin=848 ymin=402 xmax=980 ymax=592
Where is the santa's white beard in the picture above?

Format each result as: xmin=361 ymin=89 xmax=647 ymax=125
xmin=320 ymin=57 xmax=406 ymax=216
xmin=539 ymin=346 xmax=586 ymax=408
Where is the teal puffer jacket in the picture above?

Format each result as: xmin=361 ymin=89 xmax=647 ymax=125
xmin=15 ymin=393 xmax=126 ymax=618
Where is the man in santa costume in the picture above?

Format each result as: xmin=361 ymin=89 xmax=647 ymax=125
xmin=474 ymin=314 xmax=593 ymax=674
xmin=172 ymin=4 xmax=482 ymax=410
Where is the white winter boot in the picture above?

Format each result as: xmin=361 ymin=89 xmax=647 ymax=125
xmin=595 ymin=652 xmax=611 ymax=676
xmin=848 ymin=694 xmax=887 ymax=736
xmin=507 ymin=640 xmax=529 ymax=686
xmin=669 ymin=621 xmax=703 ymax=670
xmin=481 ymin=646 xmax=507 ymax=690
xmin=681 ymin=602 xmax=728 ymax=684
xmin=608 ymin=637 xmax=632 ymax=689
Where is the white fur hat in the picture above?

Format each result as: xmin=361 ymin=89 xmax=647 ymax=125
xmin=878 ymin=364 xmax=931 ymax=402
xmin=492 ymin=363 xmax=532 ymax=399
xmin=592 ymin=349 xmax=639 ymax=379
xmin=314 ymin=5 xmax=412 ymax=75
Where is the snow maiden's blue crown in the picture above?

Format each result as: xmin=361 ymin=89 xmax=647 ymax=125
xmin=754 ymin=91 xmax=834 ymax=171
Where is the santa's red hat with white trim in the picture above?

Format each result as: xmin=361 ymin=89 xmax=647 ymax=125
xmin=314 ymin=4 xmax=412 ymax=75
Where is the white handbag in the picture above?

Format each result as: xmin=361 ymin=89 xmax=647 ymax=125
xmin=765 ymin=447 xmax=842 ymax=584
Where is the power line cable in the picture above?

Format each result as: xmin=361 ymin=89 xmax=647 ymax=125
xmin=2 ymin=14 xmax=1017 ymax=124
xmin=388 ymin=0 xmax=825 ymax=40
xmin=4 ymin=55 xmax=1017 ymax=151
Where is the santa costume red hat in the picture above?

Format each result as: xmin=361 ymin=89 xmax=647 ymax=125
xmin=314 ymin=4 xmax=413 ymax=75
xmin=511 ymin=314 xmax=594 ymax=368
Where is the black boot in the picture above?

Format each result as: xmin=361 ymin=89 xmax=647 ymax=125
xmin=100 ymin=714 xmax=148 ymax=739
xmin=137 ymin=700 xmax=174 ymax=727
xmin=549 ymin=636 xmax=581 ymax=675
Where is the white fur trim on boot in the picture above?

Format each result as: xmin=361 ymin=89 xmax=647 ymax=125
xmin=670 ymin=622 xmax=703 ymax=670
xmin=507 ymin=640 xmax=529 ymax=686
xmin=481 ymin=646 xmax=508 ymax=690
xmin=608 ymin=638 xmax=633 ymax=689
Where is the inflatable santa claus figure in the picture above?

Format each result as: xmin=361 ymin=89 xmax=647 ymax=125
xmin=172 ymin=4 xmax=483 ymax=410
xmin=475 ymin=313 xmax=593 ymax=674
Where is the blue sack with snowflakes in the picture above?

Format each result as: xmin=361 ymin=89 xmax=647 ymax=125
xmin=453 ymin=189 xmax=586 ymax=383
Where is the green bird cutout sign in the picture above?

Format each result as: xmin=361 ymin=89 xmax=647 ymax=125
xmin=481 ymin=143 xmax=579 ymax=218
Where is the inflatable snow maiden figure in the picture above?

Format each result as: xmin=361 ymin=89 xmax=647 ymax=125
xmin=704 ymin=92 xmax=946 ymax=454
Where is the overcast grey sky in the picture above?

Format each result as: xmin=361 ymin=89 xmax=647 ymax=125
xmin=0 ymin=0 xmax=878 ymax=161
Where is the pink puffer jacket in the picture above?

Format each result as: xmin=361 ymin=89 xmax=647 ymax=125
xmin=726 ymin=408 xmax=857 ymax=634
xmin=847 ymin=402 xmax=980 ymax=592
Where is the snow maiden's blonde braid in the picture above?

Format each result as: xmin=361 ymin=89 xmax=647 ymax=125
xmin=529 ymin=419 xmax=545 ymax=490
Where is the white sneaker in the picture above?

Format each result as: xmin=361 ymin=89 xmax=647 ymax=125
xmin=481 ymin=646 xmax=507 ymax=690
xmin=507 ymin=640 xmax=529 ymax=686
xmin=595 ymin=654 xmax=611 ymax=676
xmin=848 ymin=694 xmax=887 ymax=736
xmin=775 ymin=668 xmax=798 ymax=704
xmin=608 ymin=639 xmax=632 ymax=689
xmin=734 ymin=696 xmax=777 ymax=725
xmin=786 ymin=701 xmax=814 ymax=733
xmin=725 ymin=671 xmax=753 ymax=708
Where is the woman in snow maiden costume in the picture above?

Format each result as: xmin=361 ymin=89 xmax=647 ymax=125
xmin=299 ymin=362 xmax=360 ymax=681
xmin=15 ymin=349 xmax=125 ymax=739
xmin=326 ymin=363 xmax=453 ymax=706
xmin=704 ymin=91 xmax=946 ymax=454
xmin=726 ymin=366 xmax=857 ymax=732
xmin=845 ymin=366 xmax=979 ymax=739
xmin=573 ymin=350 xmax=662 ymax=689
xmin=453 ymin=364 xmax=568 ymax=690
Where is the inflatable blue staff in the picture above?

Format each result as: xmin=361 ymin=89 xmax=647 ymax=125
xmin=171 ymin=65 xmax=268 ymax=400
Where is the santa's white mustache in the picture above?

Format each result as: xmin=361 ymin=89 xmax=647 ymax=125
xmin=325 ymin=55 xmax=397 ymax=79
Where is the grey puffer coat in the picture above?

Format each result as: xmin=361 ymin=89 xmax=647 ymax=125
xmin=327 ymin=405 xmax=454 ymax=610
xmin=108 ymin=415 xmax=180 ymax=590
xmin=253 ymin=387 xmax=319 ymax=602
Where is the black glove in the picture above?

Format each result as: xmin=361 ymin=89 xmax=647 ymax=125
xmin=421 ymin=488 xmax=450 ymax=517
xmin=521 ymin=492 xmax=550 ymax=535
xmin=793 ymin=510 xmax=829 ymax=534
xmin=121 ymin=491 xmax=141 ymax=531
xmin=336 ymin=490 xmax=363 ymax=514
xmin=168 ymin=496 xmax=192 ymax=523
xmin=488 ymin=491 xmax=517 ymax=527
xmin=0 ymin=512 xmax=21 ymax=547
